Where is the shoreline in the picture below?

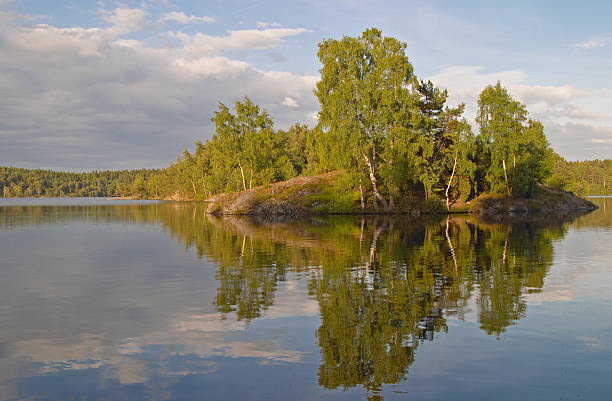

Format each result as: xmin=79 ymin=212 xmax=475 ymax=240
xmin=204 ymin=172 xmax=598 ymax=217
xmin=2 ymin=184 xmax=599 ymax=217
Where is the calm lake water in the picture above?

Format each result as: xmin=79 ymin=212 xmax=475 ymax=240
xmin=1 ymin=198 xmax=611 ymax=400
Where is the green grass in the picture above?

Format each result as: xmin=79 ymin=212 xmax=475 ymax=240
xmin=305 ymin=185 xmax=360 ymax=213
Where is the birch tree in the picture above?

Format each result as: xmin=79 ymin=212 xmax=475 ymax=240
xmin=211 ymin=97 xmax=276 ymax=191
xmin=476 ymin=82 xmax=552 ymax=196
xmin=315 ymin=28 xmax=419 ymax=210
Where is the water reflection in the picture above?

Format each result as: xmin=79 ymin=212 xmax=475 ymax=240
xmin=197 ymin=213 xmax=571 ymax=397
xmin=0 ymin=199 xmax=608 ymax=400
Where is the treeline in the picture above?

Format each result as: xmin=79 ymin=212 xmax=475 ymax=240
xmin=0 ymin=166 xmax=158 ymax=198
xmin=550 ymin=156 xmax=612 ymax=196
xmin=144 ymin=29 xmax=556 ymax=209
xmin=145 ymin=115 xmax=313 ymax=200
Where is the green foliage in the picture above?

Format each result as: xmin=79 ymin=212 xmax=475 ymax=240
xmin=315 ymin=28 xmax=420 ymax=209
xmin=476 ymin=82 xmax=553 ymax=197
xmin=305 ymin=186 xmax=360 ymax=214
xmin=422 ymin=197 xmax=444 ymax=212
xmin=0 ymin=166 xmax=158 ymax=198
xmin=314 ymin=29 xmax=481 ymax=210
xmin=547 ymin=155 xmax=612 ymax=196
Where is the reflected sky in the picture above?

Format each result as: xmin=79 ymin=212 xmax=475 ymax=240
xmin=0 ymin=198 xmax=611 ymax=400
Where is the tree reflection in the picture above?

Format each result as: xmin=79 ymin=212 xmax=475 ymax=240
xmin=165 ymin=211 xmax=571 ymax=397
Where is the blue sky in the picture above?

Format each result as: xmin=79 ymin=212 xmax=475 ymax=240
xmin=1 ymin=0 xmax=611 ymax=170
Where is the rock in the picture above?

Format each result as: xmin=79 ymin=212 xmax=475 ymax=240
xmin=508 ymin=202 xmax=528 ymax=213
xmin=472 ymin=183 xmax=597 ymax=215
xmin=206 ymin=171 xmax=343 ymax=215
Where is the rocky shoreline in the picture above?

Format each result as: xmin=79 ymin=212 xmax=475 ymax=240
xmin=474 ymin=184 xmax=598 ymax=215
xmin=204 ymin=172 xmax=597 ymax=216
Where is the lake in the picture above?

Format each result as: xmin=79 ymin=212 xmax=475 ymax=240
xmin=0 ymin=197 xmax=611 ymax=400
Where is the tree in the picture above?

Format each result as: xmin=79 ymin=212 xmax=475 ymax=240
xmin=415 ymin=80 xmax=449 ymax=198
xmin=439 ymin=107 xmax=477 ymax=209
xmin=280 ymin=123 xmax=310 ymax=176
xmin=212 ymin=97 xmax=294 ymax=191
xmin=476 ymin=82 xmax=553 ymax=196
xmin=315 ymin=28 xmax=419 ymax=210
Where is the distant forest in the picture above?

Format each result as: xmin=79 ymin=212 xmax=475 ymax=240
xmin=551 ymin=157 xmax=612 ymax=196
xmin=0 ymin=167 xmax=158 ymax=198
xmin=1 ymin=29 xmax=610 ymax=201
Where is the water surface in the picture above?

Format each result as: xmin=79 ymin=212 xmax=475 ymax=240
xmin=0 ymin=197 xmax=611 ymax=400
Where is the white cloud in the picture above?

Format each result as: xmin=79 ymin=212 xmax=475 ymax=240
xmin=256 ymin=21 xmax=283 ymax=28
xmin=4 ymin=7 xmax=149 ymax=59
xmin=6 ymin=24 xmax=107 ymax=56
xmin=173 ymin=56 xmax=250 ymax=78
xmin=102 ymin=8 xmax=149 ymax=36
xmin=0 ymin=10 xmax=14 ymax=23
xmin=142 ymin=0 xmax=173 ymax=7
xmin=161 ymin=11 xmax=215 ymax=24
xmin=112 ymin=39 xmax=145 ymax=50
xmin=0 ymin=15 xmax=317 ymax=170
xmin=511 ymin=84 xmax=585 ymax=106
xmin=589 ymin=138 xmax=612 ymax=144
xmin=428 ymin=66 xmax=527 ymax=92
xmin=562 ymin=104 xmax=612 ymax=121
xmin=173 ymin=27 xmax=310 ymax=56
xmin=545 ymin=122 xmax=612 ymax=160
xmin=576 ymin=36 xmax=612 ymax=49
xmin=281 ymin=96 xmax=299 ymax=107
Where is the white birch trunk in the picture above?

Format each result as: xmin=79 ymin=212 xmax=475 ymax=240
xmin=445 ymin=153 xmax=458 ymax=211
xmin=238 ymin=161 xmax=247 ymax=191
xmin=502 ymin=159 xmax=511 ymax=195
xmin=445 ymin=216 xmax=458 ymax=272
xmin=363 ymin=151 xmax=387 ymax=210
xmin=359 ymin=181 xmax=365 ymax=211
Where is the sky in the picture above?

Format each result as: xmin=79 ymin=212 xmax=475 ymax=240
xmin=1 ymin=0 xmax=612 ymax=171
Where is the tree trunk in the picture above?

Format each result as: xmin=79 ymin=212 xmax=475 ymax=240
xmin=512 ymin=153 xmax=516 ymax=189
xmin=445 ymin=153 xmax=458 ymax=211
xmin=502 ymin=159 xmax=511 ymax=195
xmin=368 ymin=218 xmax=385 ymax=268
xmin=240 ymin=235 xmax=246 ymax=259
xmin=363 ymin=151 xmax=387 ymax=210
xmin=358 ymin=177 xmax=365 ymax=211
xmin=359 ymin=217 xmax=365 ymax=252
xmin=445 ymin=216 xmax=458 ymax=272
xmin=238 ymin=161 xmax=247 ymax=191
xmin=249 ymin=167 xmax=253 ymax=189
xmin=388 ymin=153 xmax=395 ymax=210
